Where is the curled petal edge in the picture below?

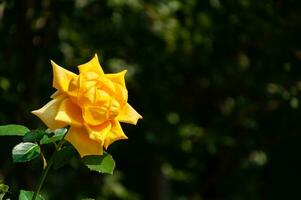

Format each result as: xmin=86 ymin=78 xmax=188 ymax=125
xmin=104 ymin=120 xmax=128 ymax=149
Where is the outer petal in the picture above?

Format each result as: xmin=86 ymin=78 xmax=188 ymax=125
xmin=55 ymin=98 xmax=83 ymax=127
xmin=78 ymin=54 xmax=104 ymax=76
xmin=32 ymin=97 xmax=67 ymax=130
xmin=105 ymin=70 xmax=127 ymax=87
xmin=85 ymin=121 xmax=112 ymax=145
xmin=65 ymin=126 xmax=103 ymax=157
xmin=117 ymin=103 xmax=142 ymax=125
xmin=51 ymin=60 xmax=77 ymax=92
xmin=104 ymin=120 xmax=128 ymax=149
xmin=114 ymin=84 xmax=128 ymax=105
xmin=50 ymin=91 xmax=64 ymax=99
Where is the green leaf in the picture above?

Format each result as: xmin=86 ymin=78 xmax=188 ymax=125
xmin=12 ymin=142 xmax=41 ymax=163
xmin=18 ymin=190 xmax=44 ymax=200
xmin=23 ymin=129 xmax=46 ymax=143
xmin=0 ymin=124 xmax=29 ymax=136
xmin=82 ymin=152 xmax=115 ymax=174
xmin=82 ymin=199 xmax=95 ymax=200
xmin=0 ymin=184 xmax=9 ymax=200
xmin=40 ymin=128 xmax=67 ymax=145
xmin=0 ymin=184 xmax=9 ymax=193
xmin=53 ymin=146 xmax=76 ymax=169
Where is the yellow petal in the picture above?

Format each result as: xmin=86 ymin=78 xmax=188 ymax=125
xmin=105 ymin=70 xmax=127 ymax=87
xmin=65 ymin=126 xmax=103 ymax=157
xmin=78 ymin=86 xmax=96 ymax=105
xmin=117 ymin=103 xmax=142 ymax=125
xmin=108 ymin=99 xmax=121 ymax=118
xmin=97 ymin=77 xmax=116 ymax=95
xmin=50 ymin=91 xmax=64 ymax=99
xmin=113 ymin=84 xmax=128 ymax=105
xmin=32 ymin=97 xmax=67 ymax=130
xmin=85 ymin=121 xmax=112 ymax=145
xmin=55 ymin=98 xmax=83 ymax=127
xmin=51 ymin=60 xmax=78 ymax=92
xmin=82 ymin=104 xmax=109 ymax=125
xmin=95 ymin=90 xmax=112 ymax=105
xmin=78 ymin=54 xmax=104 ymax=76
xmin=104 ymin=120 xmax=128 ymax=149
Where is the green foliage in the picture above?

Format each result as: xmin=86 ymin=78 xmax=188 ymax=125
xmin=82 ymin=153 xmax=115 ymax=175
xmin=0 ymin=125 xmax=29 ymax=136
xmin=0 ymin=184 xmax=9 ymax=193
xmin=39 ymin=128 xmax=67 ymax=145
xmin=18 ymin=190 xmax=44 ymax=200
xmin=0 ymin=184 xmax=9 ymax=200
xmin=12 ymin=142 xmax=41 ymax=163
xmin=23 ymin=130 xmax=46 ymax=143
xmin=53 ymin=145 xmax=76 ymax=169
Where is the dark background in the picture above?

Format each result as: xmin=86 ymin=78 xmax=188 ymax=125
xmin=1 ymin=0 xmax=301 ymax=199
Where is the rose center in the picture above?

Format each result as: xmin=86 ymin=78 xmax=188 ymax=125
xmin=82 ymin=87 xmax=121 ymax=126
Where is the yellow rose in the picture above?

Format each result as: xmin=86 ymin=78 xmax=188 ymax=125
xmin=32 ymin=54 xmax=142 ymax=157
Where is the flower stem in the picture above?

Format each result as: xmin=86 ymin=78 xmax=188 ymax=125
xmin=32 ymin=132 xmax=67 ymax=200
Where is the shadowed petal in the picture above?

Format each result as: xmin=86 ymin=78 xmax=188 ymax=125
xmin=65 ymin=126 xmax=103 ymax=157
xmin=32 ymin=97 xmax=67 ymax=130
xmin=117 ymin=103 xmax=142 ymax=125
xmin=82 ymin=105 xmax=108 ymax=125
xmin=85 ymin=121 xmax=112 ymax=145
xmin=104 ymin=120 xmax=128 ymax=149
xmin=51 ymin=60 xmax=77 ymax=92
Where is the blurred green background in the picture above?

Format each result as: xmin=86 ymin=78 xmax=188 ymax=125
xmin=1 ymin=0 xmax=301 ymax=199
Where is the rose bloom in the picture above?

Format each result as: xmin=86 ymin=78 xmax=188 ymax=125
xmin=32 ymin=54 xmax=142 ymax=157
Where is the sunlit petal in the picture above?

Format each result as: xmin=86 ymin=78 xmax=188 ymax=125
xmin=105 ymin=70 xmax=127 ymax=87
xmin=51 ymin=60 xmax=77 ymax=92
xmin=78 ymin=54 xmax=104 ymax=75
xmin=65 ymin=126 xmax=103 ymax=157
xmin=114 ymin=84 xmax=128 ymax=105
xmin=55 ymin=98 xmax=83 ymax=127
xmin=117 ymin=103 xmax=142 ymax=125
xmin=32 ymin=97 xmax=67 ymax=130
xmin=50 ymin=91 xmax=65 ymax=99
